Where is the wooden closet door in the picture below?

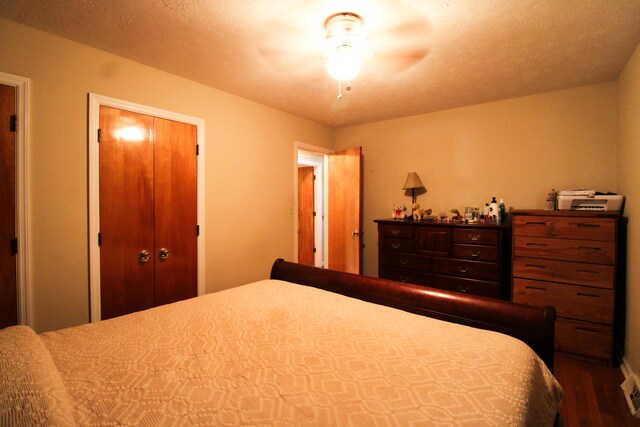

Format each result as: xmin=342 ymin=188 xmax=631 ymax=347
xmin=99 ymin=106 xmax=155 ymax=320
xmin=153 ymin=117 xmax=197 ymax=306
xmin=0 ymin=83 xmax=17 ymax=328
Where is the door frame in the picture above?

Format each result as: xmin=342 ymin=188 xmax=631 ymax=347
xmin=0 ymin=72 xmax=30 ymax=326
xmin=88 ymin=94 xmax=205 ymax=322
xmin=294 ymin=142 xmax=331 ymax=268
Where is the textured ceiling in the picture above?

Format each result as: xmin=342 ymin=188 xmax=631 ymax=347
xmin=1 ymin=0 xmax=639 ymax=128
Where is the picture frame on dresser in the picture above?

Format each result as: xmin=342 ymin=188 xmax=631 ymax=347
xmin=510 ymin=209 xmax=627 ymax=365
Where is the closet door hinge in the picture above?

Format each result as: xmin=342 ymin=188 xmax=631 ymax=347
xmin=98 ymin=232 xmax=102 ymax=246
xmin=196 ymin=225 xmax=200 ymax=236
xmin=9 ymin=115 xmax=17 ymax=132
xmin=97 ymin=128 xmax=102 ymax=143
xmin=10 ymin=238 xmax=18 ymax=255
xmin=196 ymin=144 xmax=199 ymax=156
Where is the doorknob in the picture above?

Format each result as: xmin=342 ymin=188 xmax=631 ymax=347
xmin=138 ymin=250 xmax=151 ymax=264
xmin=159 ymin=247 xmax=171 ymax=260
xmin=351 ymin=230 xmax=363 ymax=236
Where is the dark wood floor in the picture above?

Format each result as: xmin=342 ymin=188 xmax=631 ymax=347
xmin=555 ymin=354 xmax=640 ymax=426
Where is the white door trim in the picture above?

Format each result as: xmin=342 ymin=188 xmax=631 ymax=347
xmin=88 ymin=93 xmax=205 ymax=322
xmin=294 ymin=142 xmax=332 ymax=268
xmin=0 ymin=71 xmax=30 ymax=326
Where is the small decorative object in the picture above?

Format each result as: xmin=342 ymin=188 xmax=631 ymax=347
xmin=423 ymin=208 xmax=433 ymax=220
xmin=546 ymin=189 xmax=557 ymax=210
xmin=450 ymin=209 xmax=462 ymax=222
xmin=411 ymin=203 xmax=422 ymax=221
xmin=438 ymin=211 xmax=448 ymax=222
xmin=392 ymin=204 xmax=406 ymax=219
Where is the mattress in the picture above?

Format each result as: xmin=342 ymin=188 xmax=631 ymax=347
xmin=1 ymin=279 xmax=563 ymax=426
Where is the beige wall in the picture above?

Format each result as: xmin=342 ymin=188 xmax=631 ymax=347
xmin=334 ymin=84 xmax=618 ymax=278
xmin=0 ymin=18 xmax=334 ymax=332
xmin=619 ymin=43 xmax=640 ymax=378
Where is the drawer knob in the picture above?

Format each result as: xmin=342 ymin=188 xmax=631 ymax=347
xmin=391 ymin=242 xmax=401 ymax=249
xmin=458 ymin=266 xmax=469 ymax=273
xmin=458 ymin=286 xmax=470 ymax=293
xmin=470 ymin=250 xmax=481 ymax=257
xmin=391 ymin=229 xmax=401 ymax=235
xmin=399 ymin=258 xmax=409 ymax=265
xmin=468 ymin=233 xmax=481 ymax=241
xmin=399 ymin=276 xmax=409 ymax=282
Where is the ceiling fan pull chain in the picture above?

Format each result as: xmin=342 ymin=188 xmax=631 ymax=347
xmin=337 ymin=80 xmax=343 ymax=99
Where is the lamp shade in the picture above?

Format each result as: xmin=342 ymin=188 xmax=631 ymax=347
xmin=403 ymin=172 xmax=424 ymax=190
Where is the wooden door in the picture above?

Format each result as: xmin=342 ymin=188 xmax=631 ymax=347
xmin=154 ymin=117 xmax=198 ymax=306
xmin=99 ymin=106 xmax=155 ymax=320
xmin=328 ymin=146 xmax=362 ymax=273
xmin=0 ymin=83 xmax=17 ymax=328
xmin=298 ymin=166 xmax=315 ymax=265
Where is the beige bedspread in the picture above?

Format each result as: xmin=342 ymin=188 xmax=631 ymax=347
xmin=1 ymin=279 xmax=563 ymax=426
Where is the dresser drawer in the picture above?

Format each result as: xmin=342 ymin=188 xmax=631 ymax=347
xmin=432 ymin=275 xmax=500 ymax=298
xmin=513 ymin=278 xmax=614 ymax=324
xmin=379 ymin=251 xmax=431 ymax=272
xmin=432 ymin=257 xmax=497 ymax=282
xmin=453 ymin=228 xmax=498 ymax=245
xmin=379 ymin=237 xmax=414 ymax=253
xmin=556 ymin=318 xmax=612 ymax=362
xmin=513 ymin=236 xmax=615 ymax=265
xmin=513 ymin=215 xmax=616 ymax=241
xmin=513 ymin=257 xmax=614 ymax=289
xmin=379 ymin=267 xmax=431 ymax=286
xmin=452 ymin=244 xmax=498 ymax=261
xmin=379 ymin=223 xmax=413 ymax=239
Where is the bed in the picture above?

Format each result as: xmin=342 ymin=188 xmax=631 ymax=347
xmin=1 ymin=259 xmax=563 ymax=426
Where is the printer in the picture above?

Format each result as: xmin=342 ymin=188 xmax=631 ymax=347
xmin=556 ymin=190 xmax=624 ymax=212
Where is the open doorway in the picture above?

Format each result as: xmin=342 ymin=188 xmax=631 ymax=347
xmin=295 ymin=143 xmax=363 ymax=273
xmin=297 ymin=148 xmax=327 ymax=268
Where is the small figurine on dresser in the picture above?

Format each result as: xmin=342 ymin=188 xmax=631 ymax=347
xmin=450 ymin=209 xmax=462 ymax=222
xmin=391 ymin=204 xmax=406 ymax=219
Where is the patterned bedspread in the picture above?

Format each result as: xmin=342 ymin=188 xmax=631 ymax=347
xmin=1 ymin=279 xmax=563 ymax=426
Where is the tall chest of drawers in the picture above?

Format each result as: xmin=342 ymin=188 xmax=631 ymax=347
xmin=375 ymin=219 xmax=510 ymax=299
xmin=511 ymin=210 xmax=626 ymax=363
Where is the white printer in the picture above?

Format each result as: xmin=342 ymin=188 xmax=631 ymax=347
xmin=556 ymin=190 xmax=624 ymax=212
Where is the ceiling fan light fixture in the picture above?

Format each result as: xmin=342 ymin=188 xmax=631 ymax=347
xmin=323 ymin=12 xmax=374 ymax=96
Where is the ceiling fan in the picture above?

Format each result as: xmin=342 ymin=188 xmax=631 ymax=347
xmin=258 ymin=1 xmax=430 ymax=98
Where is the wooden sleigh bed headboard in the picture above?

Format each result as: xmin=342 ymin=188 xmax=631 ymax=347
xmin=270 ymin=258 xmax=556 ymax=372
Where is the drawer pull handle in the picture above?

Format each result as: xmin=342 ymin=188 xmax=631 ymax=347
xmin=468 ymin=234 xmax=481 ymax=241
xmin=458 ymin=266 xmax=469 ymax=273
xmin=391 ymin=229 xmax=401 ymax=235
xmin=525 ymin=221 xmax=547 ymax=226
xmin=526 ymin=242 xmax=548 ymax=247
xmin=391 ymin=243 xmax=401 ymax=249
xmin=577 ymin=269 xmax=599 ymax=275
xmin=458 ymin=286 xmax=470 ymax=293
xmin=525 ymin=285 xmax=546 ymax=291
xmin=577 ymin=292 xmax=600 ymax=298
xmin=525 ymin=264 xmax=546 ymax=269
xmin=578 ymin=246 xmax=602 ymax=251
xmin=399 ymin=258 xmax=409 ymax=265
xmin=577 ymin=223 xmax=601 ymax=228
xmin=399 ymin=276 xmax=409 ymax=282
xmin=470 ymin=250 xmax=481 ymax=257
xmin=575 ymin=326 xmax=600 ymax=334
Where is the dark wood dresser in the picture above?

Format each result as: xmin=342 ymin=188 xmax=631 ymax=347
xmin=374 ymin=219 xmax=511 ymax=299
xmin=511 ymin=210 xmax=627 ymax=364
